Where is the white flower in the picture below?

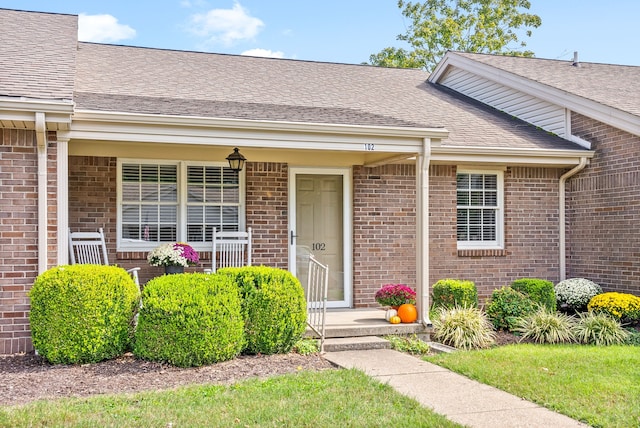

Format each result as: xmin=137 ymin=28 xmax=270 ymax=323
xmin=555 ymin=278 xmax=602 ymax=309
xmin=147 ymin=243 xmax=192 ymax=267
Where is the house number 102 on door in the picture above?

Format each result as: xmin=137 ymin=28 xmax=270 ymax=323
xmin=364 ymin=143 xmax=375 ymax=151
xmin=312 ymin=243 xmax=326 ymax=251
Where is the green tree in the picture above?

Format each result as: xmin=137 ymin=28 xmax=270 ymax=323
xmin=369 ymin=0 xmax=541 ymax=71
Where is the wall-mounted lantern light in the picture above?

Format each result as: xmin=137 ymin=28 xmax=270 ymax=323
xmin=226 ymin=147 xmax=246 ymax=172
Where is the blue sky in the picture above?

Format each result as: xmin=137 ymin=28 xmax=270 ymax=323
xmin=3 ymin=1 xmax=640 ymax=66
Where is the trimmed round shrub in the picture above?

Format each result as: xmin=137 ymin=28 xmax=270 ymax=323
xmin=554 ymin=278 xmax=602 ymax=312
xmin=587 ymin=292 xmax=640 ymax=323
xmin=432 ymin=306 xmax=496 ymax=350
xmin=515 ymin=307 xmax=576 ymax=344
xmin=432 ymin=279 xmax=478 ymax=309
xmin=511 ymin=278 xmax=556 ymax=311
xmin=574 ymin=312 xmax=629 ymax=345
xmin=219 ymin=266 xmax=307 ymax=355
xmin=134 ymin=273 xmax=245 ymax=367
xmin=29 ymin=265 xmax=139 ymax=364
xmin=485 ymin=287 xmax=536 ymax=331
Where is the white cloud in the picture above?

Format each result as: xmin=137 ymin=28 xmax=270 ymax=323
xmin=78 ymin=14 xmax=136 ymax=43
xmin=188 ymin=2 xmax=264 ymax=46
xmin=241 ymin=48 xmax=284 ymax=59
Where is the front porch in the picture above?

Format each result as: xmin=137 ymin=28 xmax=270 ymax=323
xmin=309 ymin=308 xmax=432 ymax=352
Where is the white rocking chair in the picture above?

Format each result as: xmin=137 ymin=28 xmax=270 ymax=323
xmin=68 ymin=228 xmax=140 ymax=289
xmin=207 ymin=227 xmax=252 ymax=273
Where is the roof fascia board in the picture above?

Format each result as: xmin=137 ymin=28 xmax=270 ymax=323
xmin=0 ymin=98 xmax=74 ymax=114
xmin=430 ymin=53 xmax=640 ymax=137
xmin=69 ymin=110 xmax=448 ymax=153
xmin=431 ymin=145 xmax=594 ymax=166
xmin=72 ymin=110 xmax=449 ymax=139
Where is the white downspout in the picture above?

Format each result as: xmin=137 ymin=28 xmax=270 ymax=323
xmin=417 ymin=138 xmax=432 ymax=326
xmin=35 ymin=112 xmax=47 ymax=274
xmin=559 ymin=157 xmax=588 ymax=280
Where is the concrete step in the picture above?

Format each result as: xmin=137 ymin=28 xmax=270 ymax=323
xmin=323 ymin=336 xmax=391 ymax=352
xmin=322 ymin=323 xmax=430 ymax=338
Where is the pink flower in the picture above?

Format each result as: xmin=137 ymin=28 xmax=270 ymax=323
xmin=375 ymin=284 xmax=416 ymax=307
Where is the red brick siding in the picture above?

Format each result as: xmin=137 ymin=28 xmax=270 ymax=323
xmin=353 ymin=164 xmax=417 ymax=307
xmin=245 ymin=162 xmax=288 ymax=269
xmin=430 ymin=166 xmax=563 ymax=303
xmin=0 ymin=129 xmax=58 ymax=354
xmin=566 ymin=113 xmax=640 ymax=294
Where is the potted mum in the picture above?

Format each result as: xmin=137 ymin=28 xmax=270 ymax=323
xmin=147 ymin=242 xmax=200 ymax=274
xmin=375 ymin=284 xmax=416 ymax=308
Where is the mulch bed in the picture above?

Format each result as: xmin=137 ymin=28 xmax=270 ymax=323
xmin=0 ymin=352 xmax=336 ymax=407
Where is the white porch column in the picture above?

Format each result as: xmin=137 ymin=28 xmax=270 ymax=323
xmin=57 ymin=132 xmax=70 ymax=265
xmin=35 ymin=112 xmax=48 ymax=274
xmin=416 ymin=138 xmax=431 ymax=325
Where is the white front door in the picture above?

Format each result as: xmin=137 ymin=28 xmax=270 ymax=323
xmin=289 ymin=168 xmax=352 ymax=308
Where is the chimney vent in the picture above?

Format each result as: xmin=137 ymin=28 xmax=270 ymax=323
xmin=572 ymin=51 xmax=580 ymax=67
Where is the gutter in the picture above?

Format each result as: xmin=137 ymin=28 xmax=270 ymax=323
xmin=559 ymin=157 xmax=588 ymax=280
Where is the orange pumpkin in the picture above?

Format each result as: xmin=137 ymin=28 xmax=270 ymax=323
xmin=397 ymin=303 xmax=418 ymax=323
xmin=389 ymin=315 xmax=402 ymax=324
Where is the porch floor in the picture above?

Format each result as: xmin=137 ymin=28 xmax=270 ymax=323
xmin=314 ymin=308 xmax=431 ymax=339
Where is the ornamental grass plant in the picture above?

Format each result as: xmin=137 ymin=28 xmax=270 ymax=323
xmin=432 ymin=305 xmax=496 ymax=350
xmin=514 ymin=307 xmax=576 ymax=344
xmin=573 ymin=312 xmax=629 ymax=345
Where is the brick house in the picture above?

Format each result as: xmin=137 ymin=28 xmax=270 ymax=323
xmin=1 ymin=9 xmax=637 ymax=354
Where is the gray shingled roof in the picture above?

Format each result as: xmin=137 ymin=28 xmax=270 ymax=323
xmin=453 ymin=52 xmax=640 ymax=117
xmin=75 ymin=43 xmax=580 ymax=151
xmin=0 ymin=9 xmax=76 ymax=100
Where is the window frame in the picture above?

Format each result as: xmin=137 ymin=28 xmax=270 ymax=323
xmin=456 ymin=168 xmax=504 ymax=250
xmin=117 ymin=159 xmax=246 ymax=252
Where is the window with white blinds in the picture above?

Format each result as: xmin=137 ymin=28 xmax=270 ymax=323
xmin=118 ymin=160 xmax=243 ymax=250
xmin=456 ymin=170 xmax=503 ymax=249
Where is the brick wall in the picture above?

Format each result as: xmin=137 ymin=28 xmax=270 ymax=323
xmin=353 ymin=164 xmax=563 ymax=306
xmin=430 ymin=166 xmax=563 ymax=302
xmin=245 ymin=162 xmax=289 ymax=269
xmin=566 ymin=113 xmax=640 ymax=294
xmin=0 ymin=129 xmax=58 ymax=354
xmin=68 ymin=157 xmax=290 ymax=283
xmin=353 ymin=164 xmax=417 ymax=307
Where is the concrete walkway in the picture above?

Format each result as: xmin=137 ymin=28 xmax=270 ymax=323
xmin=324 ymin=349 xmax=589 ymax=428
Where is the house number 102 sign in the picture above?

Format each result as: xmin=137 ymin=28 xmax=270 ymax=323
xmin=312 ymin=242 xmax=326 ymax=251
xmin=364 ymin=143 xmax=375 ymax=151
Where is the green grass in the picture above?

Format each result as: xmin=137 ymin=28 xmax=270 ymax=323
xmin=0 ymin=369 xmax=461 ymax=428
xmin=426 ymin=344 xmax=640 ymax=428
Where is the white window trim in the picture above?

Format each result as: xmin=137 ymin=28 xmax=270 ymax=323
xmin=116 ymin=159 xmax=245 ymax=253
xmin=456 ymin=168 xmax=504 ymax=250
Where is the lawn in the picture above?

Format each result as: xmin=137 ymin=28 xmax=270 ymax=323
xmin=0 ymin=369 xmax=461 ymax=428
xmin=426 ymin=344 xmax=640 ymax=428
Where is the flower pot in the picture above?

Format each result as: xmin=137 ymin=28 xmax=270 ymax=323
xmin=164 ymin=265 xmax=185 ymax=275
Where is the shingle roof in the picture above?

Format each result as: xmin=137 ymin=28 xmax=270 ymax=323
xmin=453 ymin=52 xmax=640 ymax=117
xmin=75 ymin=42 xmax=580 ymax=151
xmin=0 ymin=9 xmax=76 ymax=100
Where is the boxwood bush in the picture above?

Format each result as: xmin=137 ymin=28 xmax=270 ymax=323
xmin=134 ymin=273 xmax=245 ymax=367
xmin=219 ymin=266 xmax=307 ymax=355
xmin=485 ymin=286 xmax=536 ymax=331
xmin=431 ymin=279 xmax=478 ymax=309
xmin=511 ymin=278 xmax=556 ymax=311
xmin=29 ymin=265 xmax=140 ymax=364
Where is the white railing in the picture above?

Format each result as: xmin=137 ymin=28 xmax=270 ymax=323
xmin=306 ymin=255 xmax=329 ymax=352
